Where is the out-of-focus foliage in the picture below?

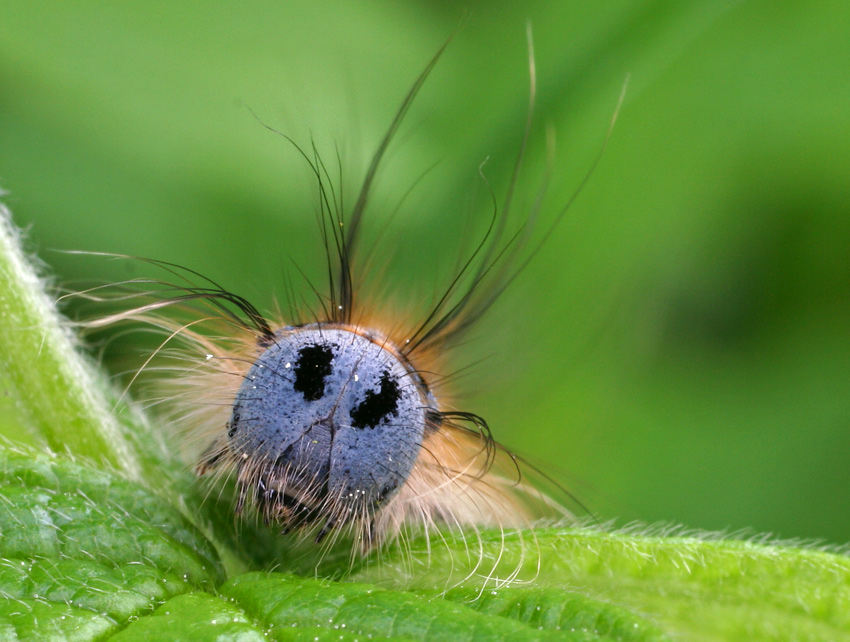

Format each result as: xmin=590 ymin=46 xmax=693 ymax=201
xmin=1 ymin=0 xmax=849 ymax=545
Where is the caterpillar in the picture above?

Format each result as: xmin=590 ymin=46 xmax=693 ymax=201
xmin=70 ymin=32 xmax=619 ymax=568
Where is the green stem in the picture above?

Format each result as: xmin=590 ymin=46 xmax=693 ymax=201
xmin=0 ymin=203 xmax=143 ymax=479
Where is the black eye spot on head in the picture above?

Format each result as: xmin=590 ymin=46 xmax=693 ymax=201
xmin=293 ymin=344 xmax=334 ymax=401
xmin=350 ymin=371 xmax=401 ymax=429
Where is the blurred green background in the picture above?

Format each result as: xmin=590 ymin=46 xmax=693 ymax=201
xmin=2 ymin=1 xmax=849 ymax=544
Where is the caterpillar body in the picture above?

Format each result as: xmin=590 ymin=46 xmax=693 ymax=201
xmin=73 ymin=36 xmax=616 ymax=565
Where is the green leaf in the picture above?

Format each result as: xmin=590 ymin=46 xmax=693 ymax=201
xmin=0 ymin=207 xmax=140 ymax=473
xmin=0 ymin=436 xmax=849 ymax=641
xmin=0 ymin=202 xmax=249 ymax=579
xmin=0 ymin=598 xmax=115 ymax=642
xmin=2 ymin=426 xmax=849 ymax=640
xmin=221 ymin=572 xmax=561 ymax=641
xmin=440 ymin=588 xmax=669 ymax=642
xmin=114 ymin=573 xmax=642 ymax=641
xmin=0 ymin=452 xmax=222 ymax=583
xmin=0 ymin=204 xmax=190 ymax=493
xmin=109 ymin=592 xmax=267 ymax=642
xmin=355 ymin=529 xmax=850 ymax=640
xmin=0 ymin=447 xmax=223 ymax=639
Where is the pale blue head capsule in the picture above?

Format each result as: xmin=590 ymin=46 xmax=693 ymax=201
xmin=227 ymin=325 xmax=435 ymax=536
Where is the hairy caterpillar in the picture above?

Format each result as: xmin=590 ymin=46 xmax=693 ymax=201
xmin=70 ymin=33 xmax=617 ymax=564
